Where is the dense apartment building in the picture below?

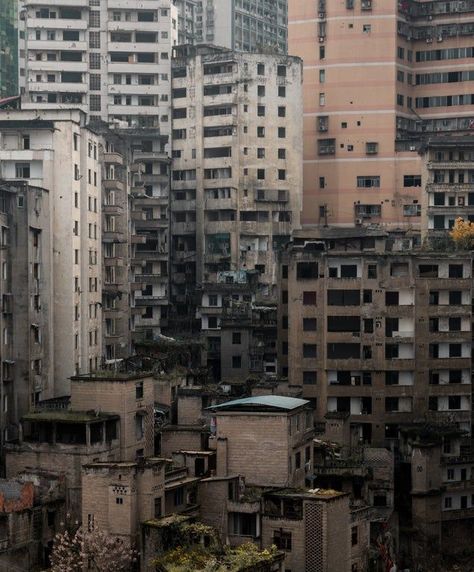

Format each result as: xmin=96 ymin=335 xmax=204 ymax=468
xmin=173 ymin=0 xmax=288 ymax=53
xmin=19 ymin=0 xmax=176 ymax=123
xmin=0 ymin=108 xmax=102 ymax=398
xmin=100 ymin=133 xmax=131 ymax=362
xmin=20 ymin=0 xmax=178 ymax=343
xmin=170 ymin=44 xmax=302 ymax=380
xmin=420 ymin=136 xmax=474 ymax=238
xmin=0 ymin=1 xmax=18 ymax=98
xmin=278 ymin=227 xmax=473 ymax=447
xmin=0 ymin=180 xmax=52 ymax=443
xmin=289 ymin=0 xmax=474 ymax=227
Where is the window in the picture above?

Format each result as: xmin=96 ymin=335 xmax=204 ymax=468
xmin=363 ymin=24 xmax=371 ymax=33
xmin=449 ymin=264 xmax=463 ymax=278
xmin=232 ymin=356 xmax=242 ymax=368
xmin=15 ymin=163 xmax=30 ymax=179
xmin=257 ymin=85 xmax=265 ymax=97
xmin=303 ymin=371 xmax=317 ymax=385
xmin=449 ymin=291 xmax=462 ymax=305
xmin=278 ymin=148 xmax=286 ymax=159
xmin=303 ymin=318 xmax=317 ymax=331
xmin=403 ymin=175 xmax=421 ymax=187
xmin=278 ymin=86 xmax=286 ymax=97
xmin=357 ymin=176 xmax=380 ymax=188
xmin=367 ymin=264 xmax=377 ymax=279
xmin=303 ymin=292 xmax=317 ymax=305
xmin=278 ymin=127 xmax=286 ymax=138
xmin=303 ymin=344 xmax=317 ymax=358
xmin=232 ymin=332 xmax=241 ymax=345
xmin=445 ymin=497 xmax=452 ymax=509
xmin=135 ymin=382 xmax=144 ymax=400
xmin=351 ymin=526 xmax=358 ymax=546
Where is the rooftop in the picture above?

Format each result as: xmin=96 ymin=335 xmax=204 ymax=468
xmin=23 ymin=411 xmax=119 ymax=424
xmin=209 ymin=395 xmax=309 ymax=413
xmin=265 ymin=487 xmax=348 ymax=501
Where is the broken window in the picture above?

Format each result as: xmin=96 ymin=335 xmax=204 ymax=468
xmin=385 ymin=292 xmax=399 ymax=305
xmin=327 ymin=343 xmax=360 ymax=359
xmin=297 ymin=262 xmax=318 ymax=279
xmin=303 ymin=344 xmax=317 ymax=358
xmin=303 ymin=371 xmax=317 ymax=384
xmin=327 ymin=290 xmax=360 ymax=306
xmin=327 ymin=316 xmax=360 ymax=332
xmin=449 ymin=264 xmax=463 ymax=278
xmin=385 ymin=371 xmax=399 ymax=385
xmin=385 ymin=397 xmax=399 ymax=412
xmin=449 ymin=291 xmax=462 ymax=305
xmin=385 ymin=344 xmax=399 ymax=359
xmin=303 ymin=291 xmax=317 ymax=305
xmin=273 ymin=530 xmax=292 ymax=551
xmin=229 ymin=513 xmax=257 ymax=536
xmin=429 ymin=290 xmax=439 ymax=305
xmin=418 ymin=264 xmax=438 ymax=278
xmin=303 ymin=318 xmax=317 ymax=331
xmin=390 ymin=263 xmax=408 ymax=277
xmin=340 ymin=265 xmax=357 ymax=278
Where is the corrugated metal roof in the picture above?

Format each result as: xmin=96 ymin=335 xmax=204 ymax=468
xmin=209 ymin=395 xmax=309 ymax=412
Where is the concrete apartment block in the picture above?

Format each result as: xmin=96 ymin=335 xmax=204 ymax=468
xmin=279 ymin=228 xmax=473 ymax=447
xmin=170 ymin=44 xmax=302 ymax=379
xmin=173 ymin=0 xmax=288 ymax=53
xmin=289 ymin=0 xmax=474 ymax=227
xmin=0 ymin=108 xmax=102 ymax=397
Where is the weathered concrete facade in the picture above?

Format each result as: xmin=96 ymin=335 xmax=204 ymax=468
xmin=279 ymin=228 xmax=473 ymax=446
xmin=0 ymin=109 xmax=101 ymax=400
xmin=420 ymin=137 xmax=474 ymax=239
xmin=170 ymin=45 xmax=302 ymax=381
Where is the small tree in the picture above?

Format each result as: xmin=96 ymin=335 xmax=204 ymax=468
xmin=449 ymin=217 xmax=474 ymax=250
xmin=50 ymin=526 xmax=137 ymax=572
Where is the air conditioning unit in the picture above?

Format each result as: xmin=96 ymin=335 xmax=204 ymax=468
xmin=409 ymin=145 xmax=416 ymax=151
xmin=319 ymin=36 xmax=325 ymax=42
xmin=355 ymin=218 xmax=363 ymax=225
xmin=319 ymin=11 xmax=326 ymax=19
xmin=426 ymin=37 xmax=433 ymax=43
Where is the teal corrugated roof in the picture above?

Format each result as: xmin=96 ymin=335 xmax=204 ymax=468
xmin=209 ymin=395 xmax=309 ymax=412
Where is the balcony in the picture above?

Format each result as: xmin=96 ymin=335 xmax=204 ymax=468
xmin=131 ymin=235 xmax=146 ymax=244
xmin=28 ymin=40 xmax=87 ymax=51
xmin=27 ymin=0 xmax=89 ymax=5
xmin=135 ymin=218 xmax=168 ymax=230
xmin=103 ymin=179 xmax=124 ymax=192
xmin=27 ymin=18 xmax=88 ymax=30
xmin=134 ymin=249 xmax=168 ymax=259
xmin=103 ymin=204 xmax=123 ymax=215
xmin=134 ymin=274 xmax=168 ymax=284
xmin=172 ymin=221 xmax=196 ymax=234
xmin=132 ymin=150 xmax=169 ymax=162
xmin=104 ymin=256 xmax=124 ymax=267
xmin=103 ymin=230 xmax=126 ymax=243
xmin=134 ymin=295 xmax=168 ymax=306
xmin=103 ymin=151 xmax=124 ymax=165
xmin=428 ymin=161 xmax=474 ymax=170
xmin=205 ymin=197 xmax=237 ymax=211
xmin=29 ymin=81 xmax=88 ymax=93
xmin=28 ymin=60 xmax=87 ymax=72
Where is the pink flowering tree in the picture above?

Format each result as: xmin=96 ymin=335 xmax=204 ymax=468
xmin=50 ymin=526 xmax=137 ymax=572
